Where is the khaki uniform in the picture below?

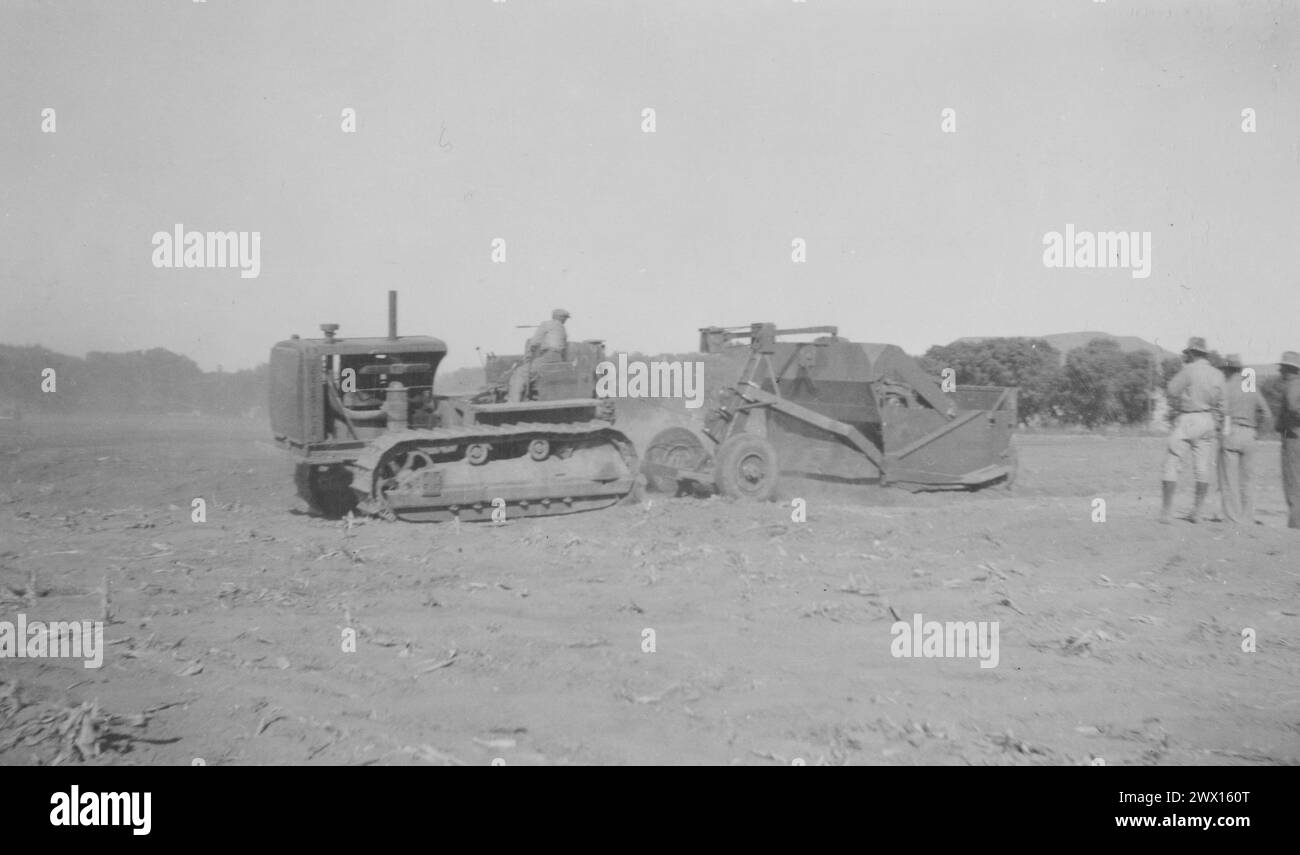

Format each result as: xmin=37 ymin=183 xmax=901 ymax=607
xmin=1163 ymin=358 xmax=1224 ymax=482
xmin=528 ymin=320 xmax=567 ymax=356
xmin=1218 ymin=380 xmax=1272 ymax=524
xmin=507 ymin=320 xmax=568 ymax=402
xmin=1276 ymin=376 xmax=1300 ymax=529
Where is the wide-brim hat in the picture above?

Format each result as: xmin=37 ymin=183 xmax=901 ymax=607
xmin=552 ymin=308 xmax=571 ymax=320
xmin=1279 ymin=351 xmax=1300 ymax=371
xmin=1182 ymin=336 xmax=1208 ymax=355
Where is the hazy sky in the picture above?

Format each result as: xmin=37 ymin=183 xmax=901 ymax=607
xmin=2 ymin=0 xmax=1297 ymax=371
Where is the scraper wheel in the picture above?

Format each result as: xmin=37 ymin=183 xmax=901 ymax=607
xmin=714 ymin=434 xmax=778 ymax=502
xmin=643 ymin=426 xmax=707 ymax=494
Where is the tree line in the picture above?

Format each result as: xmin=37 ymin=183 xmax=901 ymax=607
xmin=917 ymin=337 xmax=1288 ymax=432
xmin=2 ymin=337 xmax=1286 ymax=432
xmin=0 ymin=344 xmax=267 ymax=417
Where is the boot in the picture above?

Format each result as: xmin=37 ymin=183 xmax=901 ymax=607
xmin=1159 ymin=481 xmax=1176 ymax=524
xmin=1188 ymin=481 xmax=1210 ymax=524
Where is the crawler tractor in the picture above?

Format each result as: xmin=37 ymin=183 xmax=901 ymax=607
xmin=642 ymin=323 xmax=1017 ymax=500
xmin=269 ymin=293 xmax=637 ymax=522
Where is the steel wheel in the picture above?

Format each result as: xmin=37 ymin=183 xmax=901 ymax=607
xmin=376 ymin=448 xmax=435 ymax=503
xmin=714 ymin=434 xmax=778 ymax=501
xmin=642 ymin=426 xmax=707 ymax=494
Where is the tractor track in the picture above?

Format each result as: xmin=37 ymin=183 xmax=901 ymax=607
xmin=348 ymin=420 xmax=638 ymax=522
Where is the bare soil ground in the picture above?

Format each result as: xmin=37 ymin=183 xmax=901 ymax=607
xmin=1 ymin=413 xmax=1297 ymax=765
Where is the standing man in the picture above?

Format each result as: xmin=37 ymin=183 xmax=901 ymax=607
xmin=507 ymin=309 xmax=571 ymax=402
xmin=1161 ymin=337 xmax=1224 ymax=524
xmin=1217 ymin=354 xmax=1271 ymax=525
xmin=1274 ymin=351 xmax=1300 ymax=529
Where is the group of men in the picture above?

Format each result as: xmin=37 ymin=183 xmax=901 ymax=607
xmin=1162 ymin=336 xmax=1300 ymax=528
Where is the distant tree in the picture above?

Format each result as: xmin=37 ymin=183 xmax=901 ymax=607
xmin=83 ymin=348 xmax=203 ymax=412
xmin=1061 ymin=339 xmax=1121 ymax=426
xmin=203 ymin=363 xmax=269 ymax=416
xmin=0 ymin=345 xmax=84 ymax=413
xmin=1059 ymin=338 xmax=1160 ymax=427
xmin=1 ymin=342 xmax=267 ymax=415
xmin=919 ymin=338 xmax=1061 ymax=424
xmin=1116 ymin=350 xmax=1158 ymax=424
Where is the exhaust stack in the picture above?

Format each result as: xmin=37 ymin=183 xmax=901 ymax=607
xmin=388 ymin=290 xmax=398 ymax=340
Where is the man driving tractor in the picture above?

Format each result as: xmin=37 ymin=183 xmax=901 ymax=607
xmin=507 ymin=308 xmax=570 ymax=402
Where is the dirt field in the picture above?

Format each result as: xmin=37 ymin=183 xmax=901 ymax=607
xmin=1 ymin=413 xmax=1297 ymax=766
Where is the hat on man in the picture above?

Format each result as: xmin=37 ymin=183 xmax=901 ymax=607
xmin=552 ymin=308 xmax=571 ymax=321
xmin=1220 ymin=353 xmax=1243 ymax=371
xmin=1183 ymin=336 xmax=1208 ymax=356
xmin=1278 ymin=351 xmax=1300 ymax=371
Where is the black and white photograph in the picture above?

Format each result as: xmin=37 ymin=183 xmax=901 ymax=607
xmin=0 ymin=0 xmax=1296 ymax=803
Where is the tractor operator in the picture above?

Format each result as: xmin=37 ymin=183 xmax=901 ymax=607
xmin=507 ymin=308 xmax=571 ymax=402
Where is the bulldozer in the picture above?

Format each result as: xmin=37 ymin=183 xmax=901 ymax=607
xmin=642 ymin=323 xmax=1018 ymax=499
xmin=269 ymin=292 xmax=637 ymax=522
